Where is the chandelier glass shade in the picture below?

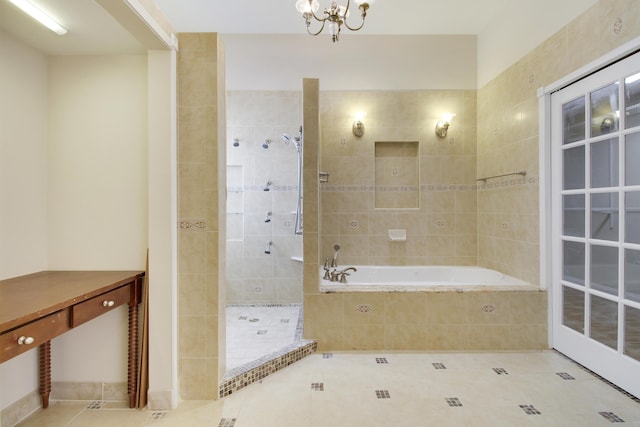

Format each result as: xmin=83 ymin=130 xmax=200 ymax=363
xmin=295 ymin=0 xmax=374 ymax=42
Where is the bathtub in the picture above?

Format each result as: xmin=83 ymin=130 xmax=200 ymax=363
xmin=319 ymin=265 xmax=537 ymax=292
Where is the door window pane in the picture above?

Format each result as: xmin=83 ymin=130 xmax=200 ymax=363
xmin=625 ymin=72 xmax=640 ymax=129
xmin=590 ymin=295 xmax=618 ymax=350
xmin=624 ymin=249 xmax=640 ymax=303
xmin=563 ymin=241 xmax=585 ymax=285
xmin=591 ymin=193 xmax=619 ymax=241
xmin=626 ymin=132 xmax=640 ymax=185
xmin=590 ymin=138 xmax=618 ymax=188
xmin=563 ymin=146 xmax=585 ymax=190
xmin=591 ymin=82 xmax=620 ymax=137
xmin=625 ymin=305 xmax=640 ymax=361
xmin=626 ymin=191 xmax=640 ymax=244
xmin=563 ymin=96 xmax=586 ymax=144
xmin=563 ymin=286 xmax=584 ymax=333
xmin=563 ymin=194 xmax=585 ymax=237
xmin=591 ymin=245 xmax=618 ymax=296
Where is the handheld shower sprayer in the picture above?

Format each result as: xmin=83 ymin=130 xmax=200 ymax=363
xmin=264 ymin=240 xmax=273 ymax=255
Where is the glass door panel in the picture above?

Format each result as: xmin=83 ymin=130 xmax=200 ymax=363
xmin=563 ymin=286 xmax=585 ymax=333
xmin=590 ymin=295 xmax=618 ymax=349
xmin=563 ymin=194 xmax=585 ymax=237
xmin=590 ymin=138 xmax=618 ymax=188
xmin=625 ymin=306 xmax=640 ymax=361
xmin=625 ymin=191 xmax=640 ymax=244
xmin=625 ymin=73 xmax=640 ymax=129
xmin=563 ymin=146 xmax=585 ymax=189
xmin=625 ymin=132 xmax=640 ymax=184
xmin=563 ymin=96 xmax=586 ymax=144
xmin=625 ymin=249 xmax=640 ymax=303
xmin=591 ymin=83 xmax=619 ymax=137
xmin=563 ymin=241 xmax=585 ymax=285
xmin=590 ymin=245 xmax=618 ymax=295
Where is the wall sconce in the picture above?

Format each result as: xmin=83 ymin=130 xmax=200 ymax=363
xmin=352 ymin=112 xmax=366 ymax=137
xmin=435 ymin=113 xmax=455 ymax=138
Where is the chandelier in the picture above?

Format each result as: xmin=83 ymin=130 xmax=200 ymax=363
xmin=295 ymin=0 xmax=375 ymax=43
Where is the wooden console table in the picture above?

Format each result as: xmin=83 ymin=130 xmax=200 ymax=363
xmin=0 ymin=271 xmax=144 ymax=408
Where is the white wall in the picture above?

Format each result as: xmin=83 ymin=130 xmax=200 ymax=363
xmin=0 ymin=31 xmax=49 ymax=413
xmin=477 ymin=0 xmax=598 ymax=87
xmin=0 ymin=33 xmax=48 ymax=279
xmin=46 ymin=54 xmax=148 ymax=382
xmin=47 ymin=55 xmax=148 ymax=270
xmin=222 ymin=34 xmax=477 ymax=91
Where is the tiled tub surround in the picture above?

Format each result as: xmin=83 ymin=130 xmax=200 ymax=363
xmin=319 ymin=90 xmax=478 ymax=268
xmin=304 ymin=288 xmax=547 ymax=352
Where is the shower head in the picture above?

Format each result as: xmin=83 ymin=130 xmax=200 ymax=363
xmin=264 ymin=240 xmax=273 ymax=255
xmin=262 ymin=138 xmax=272 ymax=149
xmin=281 ymin=133 xmax=302 ymax=151
xmin=263 ymin=180 xmax=272 ymax=191
xmin=264 ymin=211 xmax=272 ymax=223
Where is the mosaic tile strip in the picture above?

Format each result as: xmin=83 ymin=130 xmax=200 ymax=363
xmin=493 ymin=368 xmax=509 ymax=375
xmin=323 ymin=353 xmax=334 ymax=359
xmin=238 ymin=316 xmax=247 ymax=320
xmin=178 ymin=220 xmax=206 ymax=230
xmin=554 ymin=350 xmax=640 ymax=403
xmin=228 ymin=185 xmax=299 ymax=192
xmin=599 ymin=411 xmax=625 ymax=422
xmin=556 ymin=372 xmax=575 ymax=380
xmin=220 ymin=340 xmax=318 ymax=398
xmin=319 ymin=177 xmax=538 ymax=194
xmin=257 ymin=330 xmax=267 ymax=335
xmin=311 ymin=383 xmax=324 ymax=391
xmin=375 ymin=390 xmax=391 ymax=399
xmin=433 ymin=363 xmax=447 ymax=370
xmin=376 ymin=357 xmax=388 ymax=364
xmin=446 ymin=397 xmax=463 ymax=407
xmin=519 ymin=404 xmax=541 ymax=415
xmin=280 ymin=319 xmax=290 ymax=323
xmin=86 ymin=401 xmax=104 ymax=410
xmin=218 ymin=419 xmax=236 ymax=427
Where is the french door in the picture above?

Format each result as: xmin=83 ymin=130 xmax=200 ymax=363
xmin=551 ymin=51 xmax=640 ymax=397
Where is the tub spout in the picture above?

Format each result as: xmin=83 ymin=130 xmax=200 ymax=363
xmin=338 ymin=267 xmax=357 ymax=283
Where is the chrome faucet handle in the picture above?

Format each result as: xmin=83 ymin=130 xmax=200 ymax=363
xmin=324 ymin=258 xmax=330 ymax=269
xmin=330 ymin=270 xmax=339 ymax=282
xmin=323 ymin=266 xmax=331 ymax=280
xmin=339 ymin=272 xmax=351 ymax=283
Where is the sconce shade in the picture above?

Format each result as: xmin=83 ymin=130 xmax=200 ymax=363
xmin=435 ymin=113 xmax=455 ymax=138
xmin=353 ymin=120 xmax=365 ymax=137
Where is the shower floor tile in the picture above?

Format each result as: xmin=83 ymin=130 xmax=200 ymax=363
xmin=226 ymin=304 xmax=302 ymax=370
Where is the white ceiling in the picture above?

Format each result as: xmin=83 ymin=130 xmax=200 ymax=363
xmin=0 ymin=0 xmax=513 ymax=55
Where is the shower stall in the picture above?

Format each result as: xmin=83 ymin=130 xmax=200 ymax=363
xmin=224 ymin=90 xmax=304 ymax=372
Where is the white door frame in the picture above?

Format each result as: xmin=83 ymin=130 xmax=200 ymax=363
xmin=539 ymin=36 xmax=640 ymax=347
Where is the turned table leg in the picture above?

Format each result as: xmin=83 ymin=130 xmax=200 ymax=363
xmin=39 ymin=341 xmax=51 ymax=408
xmin=128 ymin=302 xmax=139 ymax=408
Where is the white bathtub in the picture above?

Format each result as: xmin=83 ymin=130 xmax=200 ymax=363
xmin=319 ymin=265 xmax=537 ymax=292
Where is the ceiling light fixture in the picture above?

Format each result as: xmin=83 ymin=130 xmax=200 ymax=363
xmin=295 ymin=0 xmax=375 ymax=43
xmin=8 ymin=0 xmax=67 ymax=35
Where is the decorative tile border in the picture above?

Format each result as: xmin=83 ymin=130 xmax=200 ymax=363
xmin=375 ymin=390 xmax=391 ymax=399
xmin=519 ymin=404 xmax=541 ymax=415
xmin=319 ymin=178 xmax=538 ymax=193
xmin=178 ymin=220 xmax=207 ymax=230
xmin=219 ymin=339 xmax=318 ymax=398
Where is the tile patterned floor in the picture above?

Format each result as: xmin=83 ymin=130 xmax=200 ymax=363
xmin=225 ymin=304 xmax=302 ymax=371
xmin=17 ymin=351 xmax=640 ymax=426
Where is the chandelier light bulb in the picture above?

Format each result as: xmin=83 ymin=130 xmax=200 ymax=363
xmin=296 ymin=0 xmax=319 ymax=14
xmin=296 ymin=0 xmax=374 ymax=42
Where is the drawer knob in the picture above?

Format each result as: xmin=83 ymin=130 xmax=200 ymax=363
xmin=102 ymin=300 xmax=115 ymax=307
xmin=18 ymin=336 xmax=35 ymax=345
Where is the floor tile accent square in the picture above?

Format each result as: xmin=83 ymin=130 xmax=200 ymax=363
xmin=218 ymin=418 xmax=236 ymax=427
xmin=257 ymin=330 xmax=267 ymax=335
xmin=86 ymin=401 xmax=104 ymax=410
xmin=149 ymin=411 xmax=167 ymax=420
xmin=599 ymin=412 xmax=625 ymax=422
xmin=323 ymin=353 xmax=333 ymax=359
xmin=493 ymin=367 xmax=509 ymax=375
xmin=311 ymin=383 xmax=324 ymax=391
xmin=556 ymin=372 xmax=575 ymax=380
xmin=519 ymin=404 xmax=541 ymax=415
xmin=376 ymin=357 xmax=388 ymax=364
xmin=446 ymin=397 xmax=463 ymax=407
xmin=433 ymin=362 xmax=447 ymax=369
xmin=375 ymin=390 xmax=391 ymax=399
xmin=238 ymin=316 xmax=247 ymax=320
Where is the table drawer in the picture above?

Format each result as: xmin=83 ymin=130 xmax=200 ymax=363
xmin=71 ymin=284 xmax=130 ymax=327
xmin=0 ymin=310 xmax=70 ymax=363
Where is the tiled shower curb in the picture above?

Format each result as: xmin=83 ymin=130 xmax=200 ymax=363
xmin=219 ymin=339 xmax=318 ymax=398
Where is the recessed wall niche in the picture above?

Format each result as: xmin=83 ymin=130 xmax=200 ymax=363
xmin=374 ymin=141 xmax=419 ymax=209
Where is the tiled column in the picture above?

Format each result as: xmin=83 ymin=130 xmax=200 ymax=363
xmin=177 ymin=33 xmax=226 ymax=400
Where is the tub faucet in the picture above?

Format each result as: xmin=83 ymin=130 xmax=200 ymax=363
xmin=338 ymin=267 xmax=357 ymax=284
